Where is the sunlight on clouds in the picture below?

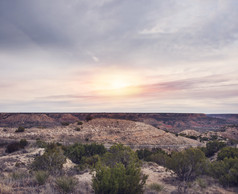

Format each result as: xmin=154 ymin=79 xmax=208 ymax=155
xmin=89 ymin=69 xmax=144 ymax=97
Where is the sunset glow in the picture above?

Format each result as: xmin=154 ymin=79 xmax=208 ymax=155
xmin=90 ymin=70 xmax=143 ymax=97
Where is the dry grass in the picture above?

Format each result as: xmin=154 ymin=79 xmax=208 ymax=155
xmin=0 ymin=183 xmax=12 ymax=194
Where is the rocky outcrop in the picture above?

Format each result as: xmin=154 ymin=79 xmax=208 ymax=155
xmin=179 ymin=130 xmax=201 ymax=137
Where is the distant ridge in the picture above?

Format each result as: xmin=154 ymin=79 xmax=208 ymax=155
xmin=0 ymin=113 xmax=238 ymax=132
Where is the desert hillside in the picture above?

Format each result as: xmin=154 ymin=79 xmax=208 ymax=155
xmin=0 ymin=118 xmax=201 ymax=149
xmin=82 ymin=118 xmax=201 ymax=147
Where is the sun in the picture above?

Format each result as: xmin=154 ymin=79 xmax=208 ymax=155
xmin=90 ymin=70 xmax=142 ymax=97
xmin=108 ymin=76 xmax=130 ymax=90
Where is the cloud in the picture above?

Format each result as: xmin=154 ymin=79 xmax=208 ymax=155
xmin=1 ymin=0 xmax=238 ymax=64
xmin=0 ymin=0 xmax=238 ymax=112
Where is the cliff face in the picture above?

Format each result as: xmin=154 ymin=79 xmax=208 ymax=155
xmin=0 ymin=113 xmax=237 ymax=132
xmin=208 ymin=114 xmax=238 ymax=122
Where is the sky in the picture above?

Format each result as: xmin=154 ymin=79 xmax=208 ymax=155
xmin=0 ymin=0 xmax=238 ymax=113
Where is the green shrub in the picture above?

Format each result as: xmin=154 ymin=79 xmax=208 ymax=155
xmin=15 ymin=126 xmax=25 ymax=132
xmin=211 ymin=135 xmax=218 ymax=141
xmin=84 ymin=143 xmax=107 ymax=157
xmin=217 ymin=147 xmax=238 ymax=160
xmin=187 ymin=135 xmax=197 ymax=140
xmin=93 ymin=162 xmax=147 ymax=194
xmin=81 ymin=154 xmax=100 ymax=168
xmin=56 ymin=176 xmax=77 ymax=193
xmin=179 ymin=134 xmax=198 ymax=140
xmin=35 ymin=139 xmax=47 ymax=148
xmin=228 ymin=139 xmax=238 ymax=145
xmin=200 ymin=140 xmax=226 ymax=157
xmin=31 ymin=144 xmax=66 ymax=173
xmin=200 ymin=137 xmax=209 ymax=142
xmin=6 ymin=142 xmax=22 ymax=153
xmin=77 ymin=121 xmax=83 ymax=125
xmin=102 ymin=144 xmax=140 ymax=167
xmin=209 ymin=157 xmax=238 ymax=186
xmin=168 ymin=148 xmax=207 ymax=181
xmin=146 ymin=152 xmax=170 ymax=167
xmin=93 ymin=144 xmax=147 ymax=194
xmin=35 ymin=170 xmax=49 ymax=185
xmin=6 ymin=140 xmax=28 ymax=153
xmin=61 ymin=122 xmax=69 ymax=126
xmin=74 ymin=127 xmax=81 ymax=131
xmin=63 ymin=143 xmax=106 ymax=164
xmin=19 ymin=139 xmax=28 ymax=147
xmin=148 ymin=183 xmax=164 ymax=192
xmin=64 ymin=143 xmax=85 ymax=164
xmin=85 ymin=115 xmax=93 ymax=122
xmin=136 ymin=148 xmax=153 ymax=160
xmin=137 ymin=148 xmax=170 ymax=167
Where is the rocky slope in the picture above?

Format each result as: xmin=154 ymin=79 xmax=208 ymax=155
xmin=220 ymin=125 xmax=238 ymax=141
xmin=0 ymin=118 xmax=202 ymax=150
xmin=82 ymin=118 xmax=201 ymax=147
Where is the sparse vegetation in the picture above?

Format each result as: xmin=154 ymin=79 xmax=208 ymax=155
xmin=35 ymin=170 xmax=49 ymax=185
xmin=0 ymin=183 xmax=12 ymax=193
xmin=31 ymin=143 xmax=66 ymax=173
xmin=196 ymin=178 xmax=207 ymax=189
xmin=15 ymin=126 xmax=25 ymax=132
xmin=35 ymin=139 xmax=47 ymax=148
xmin=11 ymin=171 xmax=28 ymax=180
xmin=148 ymin=183 xmax=164 ymax=192
xmin=0 ymin=114 xmax=238 ymax=193
xmin=55 ymin=176 xmax=77 ymax=193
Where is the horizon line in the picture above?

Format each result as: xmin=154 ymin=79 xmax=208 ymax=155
xmin=0 ymin=112 xmax=237 ymax=114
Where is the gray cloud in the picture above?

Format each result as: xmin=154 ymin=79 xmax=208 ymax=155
xmin=1 ymin=0 xmax=237 ymax=63
xmin=0 ymin=0 xmax=238 ymax=112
